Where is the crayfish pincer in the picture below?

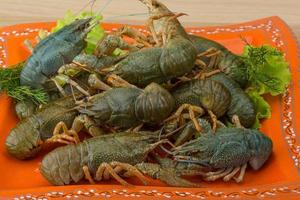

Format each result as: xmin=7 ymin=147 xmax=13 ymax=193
xmin=173 ymin=127 xmax=273 ymax=183
xmin=40 ymin=131 xmax=169 ymax=186
xmin=20 ymin=18 xmax=95 ymax=88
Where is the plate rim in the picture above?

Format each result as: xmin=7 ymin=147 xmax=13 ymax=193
xmin=1 ymin=16 xmax=300 ymax=199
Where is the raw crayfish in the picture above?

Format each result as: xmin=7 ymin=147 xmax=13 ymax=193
xmin=172 ymin=125 xmax=273 ymax=183
xmin=20 ymin=18 xmax=96 ymax=89
xmin=138 ymin=118 xmax=272 ymax=185
xmin=40 ymin=131 xmax=172 ymax=186
xmin=98 ymin=0 xmax=198 ymax=87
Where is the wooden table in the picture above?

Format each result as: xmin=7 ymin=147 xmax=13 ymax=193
xmin=0 ymin=0 xmax=299 ymax=40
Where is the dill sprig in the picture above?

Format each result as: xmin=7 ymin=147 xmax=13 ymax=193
xmin=0 ymin=62 xmax=48 ymax=105
xmin=242 ymin=45 xmax=289 ymax=95
xmin=0 ymin=63 xmax=23 ymax=90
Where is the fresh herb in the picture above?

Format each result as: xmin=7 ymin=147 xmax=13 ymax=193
xmin=243 ymin=45 xmax=291 ymax=95
xmin=0 ymin=63 xmax=23 ymax=91
xmin=0 ymin=62 xmax=48 ymax=105
xmin=242 ymin=45 xmax=291 ymax=128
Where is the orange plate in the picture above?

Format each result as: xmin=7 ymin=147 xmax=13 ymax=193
xmin=0 ymin=16 xmax=300 ymax=200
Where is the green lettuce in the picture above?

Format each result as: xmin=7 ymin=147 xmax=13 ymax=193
xmin=242 ymin=45 xmax=291 ymax=128
xmin=246 ymin=90 xmax=271 ymax=128
xmin=52 ymin=10 xmax=105 ymax=54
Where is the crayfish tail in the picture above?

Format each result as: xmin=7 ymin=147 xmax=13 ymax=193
xmin=40 ymin=142 xmax=89 ymax=185
xmin=5 ymin=123 xmax=41 ymax=160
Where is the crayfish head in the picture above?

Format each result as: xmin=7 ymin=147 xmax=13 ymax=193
xmin=51 ymin=18 xmax=93 ymax=54
xmin=247 ymin=130 xmax=273 ymax=170
xmin=60 ymin=18 xmax=92 ymax=37
xmin=139 ymin=0 xmax=172 ymax=15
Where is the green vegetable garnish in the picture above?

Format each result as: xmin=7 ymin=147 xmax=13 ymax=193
xmin=246 ymin=90 xmax=271 ymax=128
xmin=0 ymin=62 xmax=48 ymax=105
xmin=242 ymin=45 xmax=291 ymax=128
xmin=52 ymin=10 xmax=105 ymax=54
xmin=243 ymin=45 xmax=291 ymax=95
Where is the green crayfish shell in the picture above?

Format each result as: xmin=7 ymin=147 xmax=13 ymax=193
xmin=135 ymin=83 xmax=175 ymax=123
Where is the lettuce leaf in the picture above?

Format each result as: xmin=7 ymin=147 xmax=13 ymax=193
xmin=52 ymin=10 xmax=105 ymax=54
xmin=246 ymin=90 xmax=271 ymax=128
xmin=242 ymin=45 xmax=291 ymax=128
xmin=243 ymin=45 xmax=291 ymax=95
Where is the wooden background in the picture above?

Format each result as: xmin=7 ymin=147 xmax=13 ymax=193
xmin=0 ymin=0 xmax=299 ymax=39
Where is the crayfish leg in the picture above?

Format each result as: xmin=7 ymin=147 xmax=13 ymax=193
xmin=197 ymin=47 xmax=223 ymax=69
xmin=195 ymin=69 xmax=222 ymax=80
xmin=207 ymin=110 xmax=218 ymax=132
xmin=205 ymin=164 xmax=247 ymax=183
xmin=51 ymin=77 xmax=67 ymax=97
xmin=45 ymin=121 xmax=80 ymax=145
xmin=83 ymin=165 xmax=95 ymax=184
xmin=204 ymin=167 xmax=233 ymax=181
xmin=195 ymin=59 xmax=207 ymax=68
xmin=52 ymin=74 xmax=90 ymax=97
xmin=204 ymin=168 xmax=226 ymax=177
xmin=164 ymin=104 xmax=205 ymax=132
xmin=223 ymin=166 xmax=240 ymax=182
xmin=234 ymin=163 xmax=247 ymax=183
xmin=95 ymin=162 xmax=132 ymax=187
xmin=68 ymin=78 xmax=90 ymax=96
xmin=111 ymin=161 xmax=148 ymax=185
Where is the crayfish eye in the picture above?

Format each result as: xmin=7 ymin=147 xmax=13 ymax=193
xmin=80 ymin=22 xmax=89 ymax=30
xmin=152 ymin=0 xmax=159 ymax=7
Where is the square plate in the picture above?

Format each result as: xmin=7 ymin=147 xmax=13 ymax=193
xmin=0 ymin=16 xmax=300 ymax=199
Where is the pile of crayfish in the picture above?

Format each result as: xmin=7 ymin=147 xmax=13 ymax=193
xmin=5 ymin=0 xmax=273 ymax=187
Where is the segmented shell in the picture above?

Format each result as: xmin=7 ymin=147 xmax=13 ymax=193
xmin=135 ymin=83 xmax=175 ymax=123
xmin=209 ymin=73 xmax=256 ymax=127
xmin=172 ymin=79 xmax=231 ymax=117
